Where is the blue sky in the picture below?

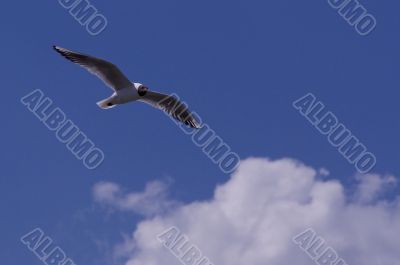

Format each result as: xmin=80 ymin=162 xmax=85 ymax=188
xmin=1 ymin=1 xmax=399 ymax=265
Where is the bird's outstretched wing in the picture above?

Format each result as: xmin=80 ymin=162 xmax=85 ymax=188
xmin=53 ymin=46 xmax=132 ymax=91
xmin=139 ymin=91 xmax=201 ymax=129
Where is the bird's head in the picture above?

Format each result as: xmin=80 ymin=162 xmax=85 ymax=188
xmin=134 ymin=83 xmax=149 ymax=96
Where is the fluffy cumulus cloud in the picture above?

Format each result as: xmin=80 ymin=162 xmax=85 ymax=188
xmin=93 ymin=180 xmax=178 ymax=216
xmin=93 ymin=158 xmax=400 ymax=265
xmin=353 ymin=174 xmax=397 ymax=204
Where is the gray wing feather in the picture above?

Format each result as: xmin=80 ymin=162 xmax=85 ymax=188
xmin=53 ymin=46 xmax=132 ymax=91
xmin=139 ymin=91 xmax=200 ymax=129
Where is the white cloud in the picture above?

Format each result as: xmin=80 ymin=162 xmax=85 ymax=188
xmin=94 ymin=158 xmax=400 ymax=265
xmin=93 ymin=179 xmax=178 ymax=216
xmin=353 ymin=174 xmax=397 ymax=204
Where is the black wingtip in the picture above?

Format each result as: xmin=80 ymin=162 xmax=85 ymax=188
xmin=53 ymin=45 xmax=62 ymax=54
xmin=53 ymin=46 xmax=69 ymax=59
xmin=53 ymin=45 xmax=65 ymax=53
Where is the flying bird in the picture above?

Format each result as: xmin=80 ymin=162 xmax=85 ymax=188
xmin=53 ymin=46 xmax=200 ymax=129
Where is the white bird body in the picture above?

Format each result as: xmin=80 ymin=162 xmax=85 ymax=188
xmin=115 ymin=85 xmax=139 ymax=103
xmin=53 ymin=46 xmax=200 ymax=128
xmin=99 ymin=85 xmax=137 ymax=107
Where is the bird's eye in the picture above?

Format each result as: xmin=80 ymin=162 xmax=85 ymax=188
xmin=138 ymin=86 xmax=148 ymax=96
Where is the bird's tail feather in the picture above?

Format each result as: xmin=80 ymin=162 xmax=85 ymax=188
xmin=96 ymin=97 xmax=116 ymax=109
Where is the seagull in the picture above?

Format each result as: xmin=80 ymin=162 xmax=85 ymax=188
xmin=53 ymin=45 xmax=200 ymax=129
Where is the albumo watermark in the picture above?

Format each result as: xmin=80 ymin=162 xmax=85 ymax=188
xmin=158 ymin=94 xmax=240 ymax=174
xmin=158 ymin=226 xmax=215 ymax=265
xmin=21 ymin=89 xmax=105 ymax=170
xmin=293 ymin=93 xmax=376 ymax=174
xmin=21 ymin=227 xmax=77 ymax=265
xmin=58 ymin=0 xmax=108 ymax=36
xmin=327 ymin=0 xmax=376 ymax=36
xmin=293 ymin=228 xmax=349 ymax=265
